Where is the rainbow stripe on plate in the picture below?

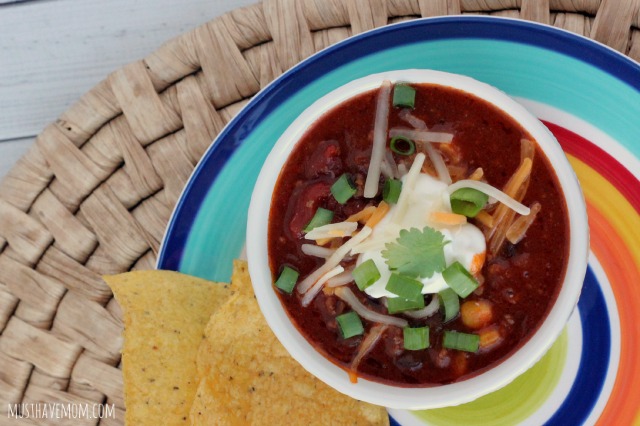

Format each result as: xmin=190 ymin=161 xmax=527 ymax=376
xmin=559 ymin=124 xmax=639 ymax=426
xmin=391 ymin=118 xmax=640 ymax=426
xmin=158 ymin=17 xmax=640 ymax=425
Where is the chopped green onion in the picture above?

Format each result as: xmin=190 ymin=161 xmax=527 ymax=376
xmin=387 ymin=295 xmax=425 ymax=314
xmin=336 ymin=311 xmax=364 ymax=339
xmin=404 ymin=327 xmax=430 ymax=350
xmin=352 ymin=259 xmax=381 ymax=291
xmin=274 ymin=266 xmax=299 ymax=294
xmin=442 ymin=261 xmax=479 ymax=298
xmin=392 ymin=84 xmax=416 ymax=108
xmin=303 ymin=207 xmax=334 ymax=233
xmin=331 ymin=174 xmax=357 ymax=204
xmin=383 ymin=179 xmax=402 ymax=204
xmin=439 ymin=288 xmax=460 ymax=322
xmin=390 ymin=136 xmax=416 ymax=156
xmin=385 ymin=273 xmax=424 ymax=300
xmin=443 ymin=330 xmax=480 ymax=352
xmin=450 ymin=188 xmax=489 ymax=218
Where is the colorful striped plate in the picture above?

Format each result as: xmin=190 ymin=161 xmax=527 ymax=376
xmin=158 ymin=16 xmax=640 ymax=425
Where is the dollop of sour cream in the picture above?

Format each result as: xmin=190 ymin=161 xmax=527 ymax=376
xmin=357 ymin=173 xmax=486 ymax=298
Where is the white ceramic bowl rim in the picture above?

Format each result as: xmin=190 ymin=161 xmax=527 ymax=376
xmin=246 ymin=69 xmax=588 ymax=410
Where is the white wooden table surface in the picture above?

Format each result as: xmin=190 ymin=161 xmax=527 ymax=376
xmin=0 ymin=0 xmax=257 ymax=180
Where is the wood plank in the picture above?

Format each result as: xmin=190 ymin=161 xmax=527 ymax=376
xmin=0 ymin=0 xmax=257 ymax=141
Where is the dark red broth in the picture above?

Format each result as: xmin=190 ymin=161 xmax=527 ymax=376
xmin=268 ymin=83 xmax=569 ymax=386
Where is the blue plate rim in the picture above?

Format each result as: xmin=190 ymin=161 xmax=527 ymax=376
xmin=156 ymin=15 xmax=640 ymax=272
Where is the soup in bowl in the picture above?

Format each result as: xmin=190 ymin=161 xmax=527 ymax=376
xmin=246 ymin=70 xmax=588 ymax=409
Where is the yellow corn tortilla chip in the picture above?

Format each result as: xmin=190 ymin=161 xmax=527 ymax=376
xmin=190 ymin=260 xmax=389 ymax=426
xmin=105 ymin=270 xmax=233 ymax=426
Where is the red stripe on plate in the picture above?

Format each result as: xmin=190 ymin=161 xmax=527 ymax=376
xmin=543 ymin=120 xmax=640 ymax=214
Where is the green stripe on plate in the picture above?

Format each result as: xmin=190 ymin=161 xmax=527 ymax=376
xmin=415 ymin=328 xmax=568 ymax=426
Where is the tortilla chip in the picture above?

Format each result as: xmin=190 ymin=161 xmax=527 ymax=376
xmin=190 ymin=260 xmax=389 ymax=426
xmin=105 ymin=270 xmax=233 ymax=426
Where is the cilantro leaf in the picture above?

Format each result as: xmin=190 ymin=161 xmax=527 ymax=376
xmin=382 ymin=227 xmax=449 ymax=279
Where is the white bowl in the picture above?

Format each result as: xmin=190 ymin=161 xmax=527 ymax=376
xmin=246 ymin=69 xmax=588 ymax=409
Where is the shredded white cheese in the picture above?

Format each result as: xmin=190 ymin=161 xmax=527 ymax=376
xmin=380 ymin=157 xmax=394 ymax=179
xmin=423 ymin=140 xmax=452 ymax=184
xmin=364 ymin=80 xmax=392 ymax=198
xmin=448 ymin=179 xmax=531 ymax=216
xmin=401 ymin=295 xmax=440 ymax=319
xmin=384 ymin=150 xmax=399 ymax=179
xmin=398 ymin=108 xmax=425 ymax=129
xmin=297 ymin=226 xmax=373 ymax=294
xmin=305 ymin=221 xmax=358 ymax=240
xmin=396 ymin=111 xmax=452 ymax=184
xmin=301 ymin=244 xmax=336 ymax=259
xmin=389 ymin=127 xmax=454 ymax=144
xmin=350 ymin=221 xmax=402 ymax=255
xmin=326 ymin=269 xmax=355 ymax=287
xmin=301 ymin=265 xmax=345 ymax=307
xmin=391 ymin=153 xmax=426 ymax=224
xmin=349 ymin=238 xmax=388 ymax=255
xmin=334 ymin=287 xmax=408 ymax=327
xmin=350 ymin=323 xmax=388 ymax=373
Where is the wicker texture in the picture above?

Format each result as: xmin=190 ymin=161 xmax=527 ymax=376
xmin=0 ymin=0 xmax=638 ymax=424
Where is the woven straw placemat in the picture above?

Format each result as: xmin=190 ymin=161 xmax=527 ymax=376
xmin=0 ymin=0 xmax=638 ymax=424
